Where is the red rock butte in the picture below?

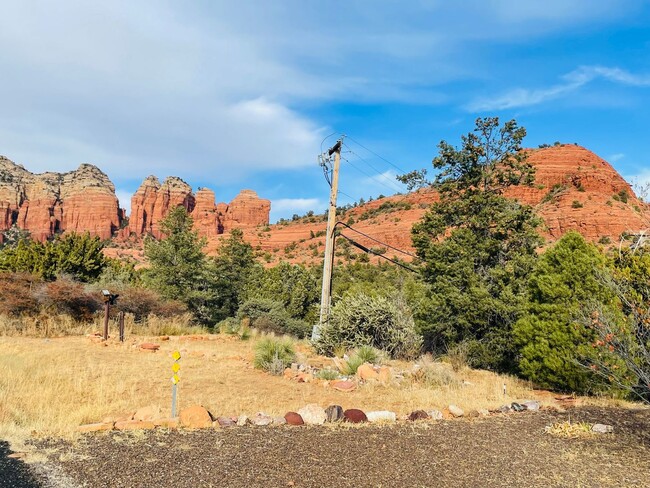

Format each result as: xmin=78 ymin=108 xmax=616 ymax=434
xmin=0 ymin=155 xmax=271 ymax=243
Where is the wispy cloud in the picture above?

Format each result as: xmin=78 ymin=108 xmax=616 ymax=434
xmin=466 ymin=65 xmax=650 ymax=112
xmin=608 ymin=153 xmax=625 ymax=163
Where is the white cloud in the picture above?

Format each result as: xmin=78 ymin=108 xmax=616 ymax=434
xmin=466 ymin=65 xmax=650 ymax=112
xmin=608 ymin=153 xmax=625 ymax=163
xmin=115 ymin=190 xmax=132 ymax=216
xmin=270 ymin=198 xmax=325 ymax=222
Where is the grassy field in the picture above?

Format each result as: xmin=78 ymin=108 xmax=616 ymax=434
xmin=0 ymin=329 xmax=639 ymax=453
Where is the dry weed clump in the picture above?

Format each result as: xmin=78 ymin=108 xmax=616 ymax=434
xmin=545 ymin=421 xmax=594 ymax=438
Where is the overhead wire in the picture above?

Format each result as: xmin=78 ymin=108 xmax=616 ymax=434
xmin=338 ymin=233 xmax=418 ymax=273
xmin=342 ymin=144 xmax=405 ymax=194
xmin=345 ymin=135 xmax=408 ymax=174
xmin=335 ymin=221 xmax=418 ymax=259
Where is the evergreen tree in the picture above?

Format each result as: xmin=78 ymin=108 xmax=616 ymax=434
xmin=408 ymin=117 xmax=542 ymax=371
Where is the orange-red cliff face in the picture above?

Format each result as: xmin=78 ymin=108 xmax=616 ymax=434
xmin=127 ymin=176 xmax=270 ymax=240
xmin=0 ymin=157 xmax=120 ymax=241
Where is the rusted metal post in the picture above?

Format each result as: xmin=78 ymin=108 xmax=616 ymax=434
xmin=103 ymin=301 xmax=110 ymax=341
xmin=119 ymin=311 xmax=125 ymax=342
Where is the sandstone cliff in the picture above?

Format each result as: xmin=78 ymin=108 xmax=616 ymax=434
xmin=0 ymin=157 xmax=120 ymax=241
xmin=128 ymin=176 xmax=270 ymax=240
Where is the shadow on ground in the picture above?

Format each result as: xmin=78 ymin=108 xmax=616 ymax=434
xmin=0 ymin=441 xmax=42 ymax=488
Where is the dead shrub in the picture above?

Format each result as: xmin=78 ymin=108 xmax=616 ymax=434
xmin=112 ymin=287 xmax=187 ymax=321
xmin=0 ymin=272 xmax=40 ymax=316
xmin=36 ymin=278 xmax=101 ymax=321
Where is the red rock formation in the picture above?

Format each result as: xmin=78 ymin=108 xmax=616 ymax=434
xmin=221 ymin=190 xmax=271 ymax=232
xmin=129 ymin=176 xmax=161 ymax=237
xmin=193 ymin=188 xmax=220 ymax=239
xmin=0 ymin=157 xmax=121 ymax=241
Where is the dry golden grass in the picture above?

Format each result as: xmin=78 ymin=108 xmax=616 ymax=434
xmin=0 ymin=331 xmax=642 ymax=452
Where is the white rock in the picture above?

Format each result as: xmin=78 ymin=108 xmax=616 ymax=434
xmin=592 ymin=423 xmax=614 ymax=434
xmin=236 ymin=414 xmax=249 ymax=426
xmin=427 ymin=410 xmax=444 ymax=420
xmin=448 ymin=405 xmax=464 ymax=418
xmin=477 ymin=409 xmax=490 ymax=417
xmin=251 ymin=413 xmax=273 ymax=426
xmin=366 ymin=411 xmax=397 ymax=423
xmin=298 ymin=404 xmax=326 ymax=425
xmin=522 ymin=401 xmax=540 ymax=411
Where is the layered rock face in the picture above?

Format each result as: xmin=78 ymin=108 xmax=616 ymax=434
xmin=506 ymin=145 xmax=648 ymax=242
xmin=128 ymin=176 xmax=270 ymax=239
xmin=0 ymin=157 xmax=120 ymax=241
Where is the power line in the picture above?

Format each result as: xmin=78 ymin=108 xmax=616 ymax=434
xmin=345 ymin=136 xmax=408 ymax=174
xmin=343 ymin=143 xmax=405 ymax=193
xmin=335 ymin=221 xmax=418 ymax=259
xmin=341 ymin=155 xmax=404 ymax=196
xmin=339 ymin=233 xmax=418 ymax=273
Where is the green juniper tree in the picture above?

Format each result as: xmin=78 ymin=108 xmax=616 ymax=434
xmin=404 ymin=117 xmax=542 ymax=371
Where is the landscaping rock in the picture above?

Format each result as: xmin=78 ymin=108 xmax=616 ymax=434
xmin=139 ymin=343 xmax=160 ymax=351
xmin=522 ymin=401 xmax=540 ymax=411
xmin=298 ymin=404 xmax=326 ymax=425
xmin=153 ymin=418 xmax=179 ymax=429
xmin=478 ymin=409 xmax=490 ymax=417
xmin=511 ymin=403 xmax=525 ymax=412
xmin=251 ymin=413 xmax=273 ymax=426
xmin=448 ymin=405 xmax=464 ymax=418
xmin=377 ymin=366 xmax=392 ymax=384
xmin=408 ymin=410 xmax=430 ymax=421
xmin=344 ymin=409 xmax=367 ymax=423
xmin=236 ymin=414 xmax=250 ymax=427
xmin=296 ymin=372 xmax=314 ymax=383
xmin=331 ymin=380 xmax=357 ymax=392
xmin=325 ymin=405 xmax=344 ymax=423
xmin=78 ymin=422 xmax=114 ymax=433
xmin=592 ymin=423 xmax=614 ymax=434
xmin=216 ymin=417 xmax=236 ymax=428
xmin=496 ymin=405 xmax=511 ymax=414
xmin=133 ymin=405 xmax=162 ymax=421
xmin=467 ymin=410 xmax=480 ymax=418
xmin=357 ymin=363 xmax=379 ymax=381
xmin=427 ymin=410 xmax=444 ymax=420
xmin=284 ymin=412 xmax=304 ymax=426
xmin=114 ymin=420 xmax=155 ymax=431
xmin=273 ymin=416 xmax=287 ymax=425
xmin=179 ymin=405 xmax=213 ymax=429
xmin=366 ymin=411 xmax=396 ymax=423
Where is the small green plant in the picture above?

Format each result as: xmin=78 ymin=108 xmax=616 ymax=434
xmin=315 ymin=368 xmax=340 ymax=380
xmin=571 ymin=200 xmax=583 ymax=209
xmin=598 ymin=236 xmax=611 ymax=245
xmin=355 ymin=345 xmax=383 ymax=365
xmin=340 ymin=354 xmax=365 ymax=376
xmin=218 ymin=317 xmax=240 ymax=335
xmin=541 ymin=184 xmax=566 ymax=204
xmin=253 ymin=337 xmax=296 ymax=375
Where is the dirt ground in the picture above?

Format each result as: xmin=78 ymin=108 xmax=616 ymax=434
xmin=5 ymin=406 xmax=649 ymax=488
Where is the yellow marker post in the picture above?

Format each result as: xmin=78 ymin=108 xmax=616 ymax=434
xmin=171 ymin=351 xmax=181 ymax=417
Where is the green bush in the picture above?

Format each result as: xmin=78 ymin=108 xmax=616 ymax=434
xmin=314 ymin=292 xmax=422 ymax=359
xmin=237 ymin=298 xmax=311 ymax=338
xmin=253 ymin=337 xmax=296 ymax=375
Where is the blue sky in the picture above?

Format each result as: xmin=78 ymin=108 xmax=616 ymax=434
xmin=1 ymin=1 xmax=649 ymax=221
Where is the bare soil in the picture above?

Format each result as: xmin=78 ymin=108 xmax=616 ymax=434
xmin=7 ymin=406 xmax=648 ymax=488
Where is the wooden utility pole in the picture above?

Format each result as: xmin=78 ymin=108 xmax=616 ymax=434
xmin=312 ymin=138 xmax=343 ymax=341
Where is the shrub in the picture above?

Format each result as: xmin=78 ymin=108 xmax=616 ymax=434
xmin=112 ymin=287 xmax=187 ymax=321
xmin=339 ymin=354 xmax=365 ymax=376
xmin=0 ymin=272 xmax=40 ymax=316
xmin=314 ymin=292 xmax=422 ymax=359
xmin=315 ymin=368 xmax=340 ymax=380
xmin=571 ymin=200 xmax=583 ymax=209
xmin=36 ymin=278 xmax=101 ymax=321
xmin=355 ymin=345 xmax=383 ymax=365
xmin=253 ymin=337 xmax=296 ymax=375
xmin=237 ymin=298 xmax=311 ymax=338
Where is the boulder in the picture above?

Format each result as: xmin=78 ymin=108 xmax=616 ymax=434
xmin=408 ymin=410 xmax=430 ymax=421
xmin=511 ymin=402 xmax=525 ymax=412
xmin=298 ymin=404 xmax=326 ymax=425
xmin=139 ymin=343 xmax=160 ymax=352
xmin=153 ymin=418 xmax=179 ymax=429
xmin=236 ymin=414 xmax=250 ymax=427
xmin=522 ymin=401 xmax=540 ymax=411
xmin=216 ymin=417 xmax=237 ymax=428
xmin=366 ymin=411 xmax=396 ymax=423
xmin=448 ymin=405 xmax=464 ymax=418
xmin=344 ymin=409 xmax=367 ymax=423
xmin=284 ymin=412 xmax=304 ymax=426
xmin=251 ymin=413 xmax=273 ymax=426
xmin=356 ymin=363 xmax=379 ymax=381
xmin=325 ymin=405 xmax=344 ymax=423
xmin=179 ymin=405 xmax=213 ymax=429
xmin=133 ymin=405 xmax=162 ymax=421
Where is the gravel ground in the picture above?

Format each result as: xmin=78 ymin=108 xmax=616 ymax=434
xmin=6 ymin=407 xmax=650 ymax=488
